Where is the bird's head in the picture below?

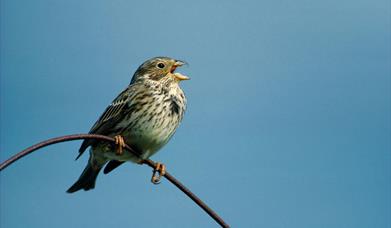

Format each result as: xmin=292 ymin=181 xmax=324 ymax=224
xmin=131 ymin=57 xmax=189 ymax=84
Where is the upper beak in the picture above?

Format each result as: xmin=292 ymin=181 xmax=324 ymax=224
xmin=171 ymin=60 xmax=190 ymax=81
xmin=174 ymin=60 xmax=186 ymax=67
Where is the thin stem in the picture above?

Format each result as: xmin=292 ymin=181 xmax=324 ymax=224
xmin=0 ymin=134 xmax=230 ymax=228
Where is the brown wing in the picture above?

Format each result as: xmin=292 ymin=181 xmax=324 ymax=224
xmin=76 ymin=84 xmax=139 ymax=160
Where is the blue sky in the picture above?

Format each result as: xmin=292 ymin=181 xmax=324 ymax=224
xmin=1 ymin=0 xmax=390 ymax=227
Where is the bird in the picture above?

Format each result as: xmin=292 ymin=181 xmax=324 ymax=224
xmin=67 ymin=57 xmax=189 ymax=193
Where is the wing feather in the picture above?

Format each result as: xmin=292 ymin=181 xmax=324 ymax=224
xmin=76 ymin=84 xmax=141 ymax=159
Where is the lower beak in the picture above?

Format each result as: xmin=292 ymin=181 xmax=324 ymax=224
xmin=173 ymin=72 xmax=190 ymax=81
xmin=172 ymin=60 xmax=190 ymax=81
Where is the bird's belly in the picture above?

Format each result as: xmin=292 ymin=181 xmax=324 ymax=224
xmin=103 ymin=91 xmax=185 ymax=162
xmin=114 ymin=108 xmax=180 ymax=160
xmin=129 ymin=118 xmax=178 ymax=158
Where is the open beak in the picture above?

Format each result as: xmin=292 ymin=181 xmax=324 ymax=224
xmin=171 ymin=60 xmax=190 ymax=81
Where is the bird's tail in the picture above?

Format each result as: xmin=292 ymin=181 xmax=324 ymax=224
xmin=67 ymin=161 xmax=103 ymax=193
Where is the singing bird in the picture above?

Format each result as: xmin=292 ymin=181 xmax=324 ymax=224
xmin=67 ymin=57 xmax=189 ymax=193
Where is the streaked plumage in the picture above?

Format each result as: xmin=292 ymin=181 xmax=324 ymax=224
xmin=67 ymin=57 xmax=189 ymax=193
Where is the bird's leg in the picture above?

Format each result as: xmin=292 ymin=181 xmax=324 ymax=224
xmin=114 ymin=135 xmax=126 ymax=155
xmin=151 ymin=162 xmax=166 ymax=184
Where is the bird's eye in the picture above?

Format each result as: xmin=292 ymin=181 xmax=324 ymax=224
xmin=157 ymin=63 xmax=165 ymax=69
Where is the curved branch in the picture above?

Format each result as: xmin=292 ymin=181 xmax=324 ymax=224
xmin=0 ymin=134 xmax=229 ymax=228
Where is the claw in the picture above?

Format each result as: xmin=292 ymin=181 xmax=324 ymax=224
xmin=114 ymin=135 xmax=126 ymax=155
xmin=151 ymin=162 xmax=166 ymax=184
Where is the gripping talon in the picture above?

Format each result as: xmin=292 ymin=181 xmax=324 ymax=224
xmin=114 ymin=135 xmax=125 ymax=155
xmin=151 ymin=162 xmax=166 ymax=184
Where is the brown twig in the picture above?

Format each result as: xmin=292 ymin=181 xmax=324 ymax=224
xmin=0 ymin=134 xmax=230 ymax=228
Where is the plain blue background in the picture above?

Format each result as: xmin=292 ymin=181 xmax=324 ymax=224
xmin=1 ymin=0 xmax=390 ymax=227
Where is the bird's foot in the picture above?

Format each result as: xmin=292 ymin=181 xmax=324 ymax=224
xmin=151 ymin=162 xmax=166 ymax=184
xmin=114 ymin=135 xmax=126 ymax=155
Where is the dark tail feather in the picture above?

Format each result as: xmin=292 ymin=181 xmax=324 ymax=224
xmin=67 ymin=163 xmax=102 ymax=193
xmin=104 ymin=160 xmax=125 ymax=174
